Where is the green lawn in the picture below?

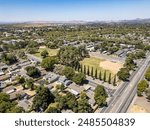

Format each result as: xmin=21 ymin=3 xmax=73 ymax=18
xmin=80 ymin=57 xmax=114 ymax=80
xmin=34 ymin=48 xmax=59 ymax=58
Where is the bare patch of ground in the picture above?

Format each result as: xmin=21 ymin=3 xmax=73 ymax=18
xmin=100 ymin=60 xmax=123 ymax=74
xmin=129 ymin=97 xmax=150 ymax=113
xmin=129 ymin=104 xmax=147 ymax=113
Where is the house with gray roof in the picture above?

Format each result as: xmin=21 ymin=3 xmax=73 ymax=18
xmin=68 ymin=83 xmax=84 ymax=96
xmin=43 ymin=72 xmax=59 ymax=83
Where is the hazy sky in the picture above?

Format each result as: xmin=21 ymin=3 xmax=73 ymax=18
xmin=0 ymin=0 xmax=150 ymax=22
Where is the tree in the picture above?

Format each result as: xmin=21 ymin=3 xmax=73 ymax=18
xmin=0 ymin=93 xmax=24 ymax=113
xmin=57 ymin=46 xmax=82 ymax=67
xmin=1 ymin=53 xmax=17 ymax=65
xmin=94 ymin=85 xmax=108 ymax=107
xmin=41 ymin=49 xmax=48 ymax=58
xmin=41 ymin=57 xmax=56 ymax=71
xmin=45 ymin=103 xmax=60 ymax=113
xmin=113 ymin=75 xmax=117 ymax=86
xmin=62 ymin=67 xmax=75 ymax=80
xmin=137 ymin=80 xmax=149 ymax=96
xmin=146 ymin=89 xmax=150 ymax=101
xmin=87 ymin=66 xmax=90 ymax=76
xmin=145 ymin=67 xmax=150 ymax=81
xmin=83 ymin=65 xmax=86 ymax=74
xmin=135 ymin=50 xmax=146 ymax=59
xmin=77 ymin=92 xmax=93 ymax=113
xmin=72 ymin=73 xmax=86 ymax=85
xmin=17 ymin=50 xmax=26 ymax=59
xmin=117 ymin=68 xmax=130 ymax=81
xmin=99 ymin=71 xmax=102 ymax=80
xmin=124 ymin=56 xmax=136 ymax=70
xmin=95 ymin=68 xmax=98 ymax=79
xmin=78 ymin=45 xmax=89 ymax=58
xmin=103 ymin=70 xmax=106 ymax=82
xmin=32 ymin=87 xmax=54 ymax=112
xmin=108 ymin=73 xmax=111 ymax=84
xmin=16 ymin=76 xmax=25 ymax=84
xmin=80 ymin=64 xmax=83 ymax=73
xmin=66 ymin=92 xmax=78 ymax=112
xmin=27 ymin=48 xmax=37 ymax=54
xmin=25 ymin=66 xmax=41 ymax=78
xmin=25 ymin=79 xmax=34 ymax=90
xmin=91 ymin=67 xmax=94 ymax=77
xmin=77 ymin=64 xmax=80 ymax=72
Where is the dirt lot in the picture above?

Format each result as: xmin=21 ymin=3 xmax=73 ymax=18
xmin=100 ymin=60 xmax=123 ymax=74
xmin=129 ymin=97 xmax=150 ymax=113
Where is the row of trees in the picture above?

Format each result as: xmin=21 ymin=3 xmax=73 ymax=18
xmin=117 ymin=50 xmax=146 ymax=81
xmin=75 ymin=64 xmax=117 ymax=86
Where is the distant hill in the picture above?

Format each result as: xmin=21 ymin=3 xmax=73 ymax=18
xmin=1 ymin=18 xmax=150 ymax=25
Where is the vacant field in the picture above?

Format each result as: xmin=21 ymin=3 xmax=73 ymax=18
xmin=34 ymin=48 xmax=59 ymax=58
xmin=80 ymin=57 xmax=114 ymax=80
xmin=100 ymin=60 xmax=123 ymax=74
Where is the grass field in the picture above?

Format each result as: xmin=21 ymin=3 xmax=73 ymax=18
xmin=80 ymin=57 xmax=115 ymax=81
xmin=34 ymin=48 xmax=59 ymax=58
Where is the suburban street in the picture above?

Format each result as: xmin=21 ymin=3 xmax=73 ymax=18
xmin=101 ymin=53 xmax=150 ymax=113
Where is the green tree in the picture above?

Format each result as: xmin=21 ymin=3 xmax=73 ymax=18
xmin=99 ymin=71 xmax=102 ymax=80
xmin=0 ymin=93 xmax=24 ymax=113
xmin=77 ymin=92 xmax=93 ymax=113
xmin=32 ymin=87 xmax=54 ymax=112
xmin=94 ymin=85 xmax=108 ymax=107
xmin=108 ymin=73 xmax=111 ymax=84
xmin=41 ymin=57 xmax=56 ymax=71
xmin=103 ymin=70 xmax=107 ymax=82
xmin=80 ymin=64 xmax=83 ymax=73
xmin=91 ymin=67 xmax=94 ymax=77
xmin=25 ymin=66 xmax=41 ymax=78
xmin=113 ymin=75 xmax=117 ymax=86
xmin=72 ymin=73 xmax=86 ymax=85
xmin=117 ymin=68 xmax=130 ymax=81
xmin=145 ymin=67 xmax=150 ymax=81
xmin=41 ymin=49 xmax=48 ymax=58
xmin=95 ymin=68 xmax=98 ymax=79
xmin=16 ymin=76 xmax=25 ymax=84
xmin=62 ymin=66 xmax=75 ymax=80
xmin=87 ymin=66 xmax=90 ymax=76
xmin=124 ymin=56 xmax=136 ymax=70
xmin=66 ymin=92 xmax=78 ymax=112
xmin=137 ymin=80 xmax=149 ymax=96
xmin=57 ymin=46 xmax=82 ymax=67
xmin=45 ymin=103 xmax=60 ymax=113
xmin=83 ymin=65 xmax=86 ymax=74
xmin=25 ymin=79 xmax=34 ymax=90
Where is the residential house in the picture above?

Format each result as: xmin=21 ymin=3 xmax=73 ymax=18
xmin=68 ymin=83 xmax=84 ymax=96
xmin=43 ymin=72 xmax=59 ymax=84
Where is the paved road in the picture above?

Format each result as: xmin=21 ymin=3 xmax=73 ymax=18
xmin=101 ymin=53 xmax=150 ymax=113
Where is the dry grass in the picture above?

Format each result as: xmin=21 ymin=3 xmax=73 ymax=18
xmin=80 ymin=57 xmax=114 ymax=80
xmin=34 ymin=48 xmax=59 ymax=58
xmin=100 ymin=60 xmax=123 ymax=74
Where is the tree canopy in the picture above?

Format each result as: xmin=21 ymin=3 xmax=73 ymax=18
xmin=94 ymin=85 xmax=108 ymax=107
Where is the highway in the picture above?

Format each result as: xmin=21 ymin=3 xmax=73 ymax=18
xmin=101 ymin=53 xmax=150 ymax=113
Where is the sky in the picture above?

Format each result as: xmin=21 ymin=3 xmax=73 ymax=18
xmin=0 ymin=0 xmax=150 ymax=22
